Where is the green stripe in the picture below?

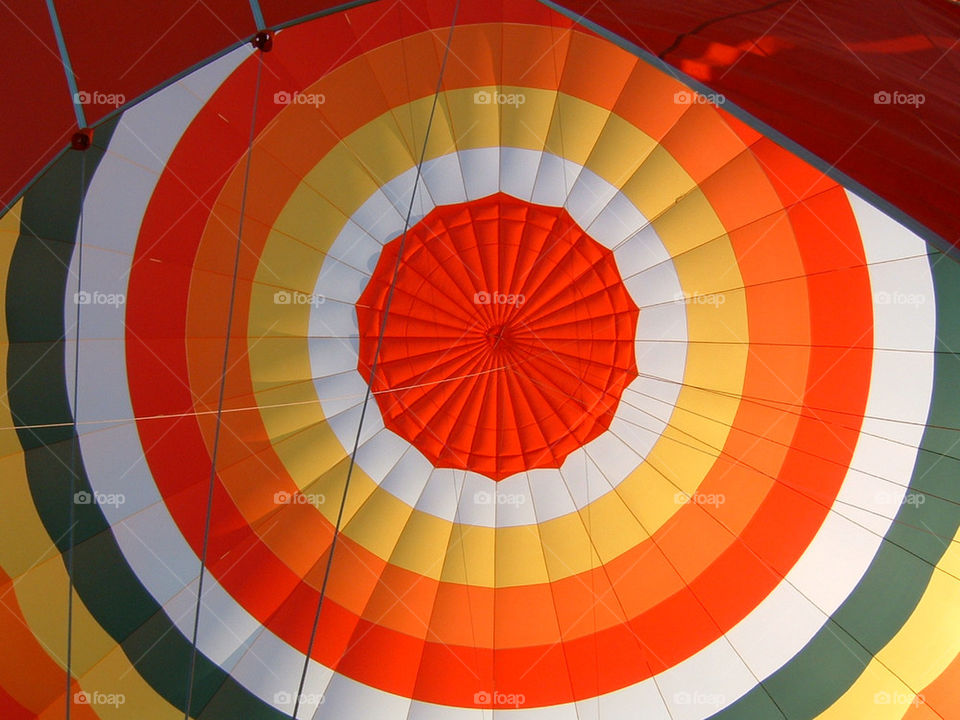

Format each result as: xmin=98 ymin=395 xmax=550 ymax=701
xmin=710 ymin=251 xmax=960 ymax=719
xmin=8 ymin=26 xmax=960 ymax=720
xmin=6 ymin=118 xmax=287 ymax=720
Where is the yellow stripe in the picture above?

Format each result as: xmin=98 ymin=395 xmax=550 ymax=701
xmin=816 ymin=526 xmax=960 ymax=718
xmin=240 ymin=85 xmax=751 ymax=588
xmin=0 ymin=200 xmax=185 ymax=719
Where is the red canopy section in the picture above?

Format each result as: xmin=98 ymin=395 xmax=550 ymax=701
xmin=2 ymin=0 xmax=958 ymax=249
xmin=0 ymin=0 xmax=347 ymax=207
xmin=54 ymin=0 xmax=255 ymax=128
xmin=0 ymin=0 xmax=74 ymax=207
xmin=547 ymin=0 xmax=960 ymax=250
xmin=356 ymin=194 xmax=640 ymax=481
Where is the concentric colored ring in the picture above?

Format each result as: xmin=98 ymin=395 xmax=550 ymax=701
xmin=356 ymin=194 xmax=640 ymax=481
xmin=120 ymin=15 xmax=875 ymax=708
xmin=1 ymin=0 xmax=957 ymax=718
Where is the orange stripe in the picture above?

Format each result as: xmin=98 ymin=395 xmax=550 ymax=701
xmin=173 ymin=21 xmax=854 ymax=647
xmin=0 ymin=569 xmax=100 ymax=719
xmin=904 ymin=651 xmax=960 ymax=719
xmin=125 ymin=15 xmax=871 ymax=705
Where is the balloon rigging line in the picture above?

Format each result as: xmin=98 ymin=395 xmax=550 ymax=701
xmin=12 ymin=14 xmax=957 ymax=720
xmin=173 ymin=364 xmax=960 ymax=552
xmin=38 ymin=143 xmax=958 ymax=717
xmin=8 ymin=337 xmax=960 ymax=437
xmin=15 ymin=316 xmax=960 ymax=524
xmin=503 ymin=354 xmax=960 ymax=569
xmin=93 ymin=240 xmax=942 ymax=348
xmin=468 ymin=322 xmax=960 ymax=554
xmin=608 ymin=417 xmax=952 ymax=717
xmin=197 ymin=338 xmax=952 ymax=716
xmin=18 ymin=342 xmax=960 ymax=512
xmin=0 ymin=365 xmax=511 ymax=431
xmin=298 ymin=331 xmax=958 ymax=359
xmin=583 ymin=449 xmax=793 ymax=720
xmin=628 ymin=250 xmax=938 ymax=307
xmin=289 ymin=3 xmax=462 ymax=717
xmin=502 ymin=348 xmax=960 ymax=523
xmin=629 ymin=368 xmax=960 ymax=490
xmin=181 ymin=55 xmax=264 ymax=720
xmin=89 ymin=82 xmax=838 ymax=282
xmin=614 ymin=387 xmax=960 ymax=550
xmin=386 ymin=317 xmax=960 ymax=507
xmin=505 ymin=365 xmax=951 ymax=715
xmin=608 ymin=433 xmax=950 ymax=719
xmin=64 ymin=149 xmax=86 ymax=720
xmin=66 ymin=117 xmax=939 ymax=321
xmin=638 ymin=337 xmax=957 ymax=355
xmin=45 ymin=324 xmax=952 ymax=712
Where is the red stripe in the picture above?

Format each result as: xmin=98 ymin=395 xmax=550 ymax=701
xmin=125 ymin=7 xmax=872 ymax=706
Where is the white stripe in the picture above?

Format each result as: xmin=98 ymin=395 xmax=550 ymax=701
xmin=69 ymin=58 xmax=936 ymax=715
xmin=311 ymin=147 xmax=686 ymax=527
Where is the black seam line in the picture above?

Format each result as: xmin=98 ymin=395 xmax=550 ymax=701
xmin=289 ymin=2 xmax=462 ymax=718
xmin=64 ymin=148 xmax=86 ymax=720
xmin=181 ymin=56 xmax=264 ymax=720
